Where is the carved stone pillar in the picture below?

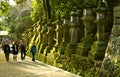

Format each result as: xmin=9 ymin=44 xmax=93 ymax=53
xmin=77 ymin=8 xmax=84 ymax=42
xmin=70 ymin=7 xmax=79 ymax=45
xmin=81 ymin=0 xmax=95 ymax=57
xmin=63 ymin=19 xmax=70 ymax=43
xmin=55 ymin=19 xmax=63 ymax=46
xmin=95 ymin=2 xmax=109 ymax=60
xmin=64 ymin=7 xmax=80 ymax=57
xmin=41 ymin=24 xmax=48 ymax=45
xmin=39 ymin=22 xmax=43 ymax=44
xmin=39 ymin=23 xmax=48 ymax=54
xmin=47 ymin=20 xmax=55 ymax=47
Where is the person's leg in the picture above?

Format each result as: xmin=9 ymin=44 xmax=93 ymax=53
xmin=23 ymin=51 xmax=26 ymax=59
xmin=4 ymin=53 xmax=7 ymax=61
xmin=15 ymin=55 xmax=17 ymax=61
xmin=13 ymin=55 xmax=15 ymax=61
xmin=13 ymin=54 xmax=17 ymax=61
xmin=5 ymin=53 xmax=9 ymax=61
xmin=32 ymin=52 xmax=35 ymax=62
xmin=6 ymin=53 xmax=9 ymax=61
xmin=21 ymin=51 xmax=24 ymax=60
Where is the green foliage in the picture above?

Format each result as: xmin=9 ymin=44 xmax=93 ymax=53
xmin=39 ymin=44 xmax=47 ymax=54
xmin=1 ymin=1 xmax=33 ymax=40
xmin=43 ymin=46 xmax=52 ymax=56
xmin=53 ymin=53 xmax=102 ymax=77
xmin=15 ymin=16 xmax=33 ymax=34
xmin=54 ymin=54 xmax=71 ymax=70
xmin=0 ymin=21 xmax=7 ymax=30
xmin=38 ymin=54 xmax=46 ymax=63
xmin=0 ymin=1 xmax=10 ymax=16
xmin=14 ymin=0 xmax=27 ymax=4
xmin=88 ymin=41 xmax=97 ymax=62
xmin=31 ymin=0 xmax=45 ymax=22
xmin=57 ymin=41 xmax=67 ymax=54
xmin=46 ymin=49 xmax=56 ymax=65
xmin=82 ymin=35 xmax=96 ymax=57
xmin=52 ymin=0 xmax=84 ymax=19
xmin=64 ymin=43 xmax=76 ymax=57
xmin=76 ymin=42 xmax=84 ymax=55
xmin=0 ymin=0 xmax=113 ymax=77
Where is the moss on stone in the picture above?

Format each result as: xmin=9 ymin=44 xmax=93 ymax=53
xmin=57 ymin=41 xmax=67 ymax=54
xmin=64 ymin=43 xmax=76 ymax=57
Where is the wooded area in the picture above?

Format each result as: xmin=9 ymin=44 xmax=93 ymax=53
xmin=1 ymin=0 xmax=120 ymax=77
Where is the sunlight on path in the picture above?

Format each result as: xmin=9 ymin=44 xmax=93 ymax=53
xmin=0 ymin=51 xmax=81 ymax=77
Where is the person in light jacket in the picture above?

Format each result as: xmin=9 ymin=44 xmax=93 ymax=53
xmin=30 ymin=42 xmax=36 ymax=62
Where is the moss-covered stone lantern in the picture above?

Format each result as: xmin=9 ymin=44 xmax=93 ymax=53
xmin=95 ymin=2 xmax=109 ymax=60
xmin=58 ymin=12 xmax=70 ymax=55
xmin=62 ymin=17 xmax=70 ymax=43
xmin=41 ymin=23 xmax=48 ymax=45
xmin=70 ymin=6 xmax=79 ymax=45
xmin=77 ymin=8 xmax=84 ymax=42
xmin=43 ymin=19 xmax=55 ymax=55
xmin=81 ymin=0 xmax=95 ymax=57
xmin=40 ymin=22 xmax=48 ymax=54
xmin=55 ymin=13 xmax=63 ymax=46
xmin=39 ymin=21 xmax=43 ymax=44
xmin=46 ymin=19 xmax=55 ymax=47
xmin=64 ymin=7 xmax=79 ymax=57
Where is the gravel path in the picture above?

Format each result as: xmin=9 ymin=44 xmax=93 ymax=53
xmin=0 ymin=51 xmax=81 ymax=77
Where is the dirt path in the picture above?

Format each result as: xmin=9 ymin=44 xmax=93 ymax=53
xmin=0 ymin=51 xmax=81 ymax=77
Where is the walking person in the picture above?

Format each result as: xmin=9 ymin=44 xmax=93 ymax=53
xmin=19 ymin=40 xmax=26 ymax=60
xmin=30 ymin=42 xmax=36 ymax=62
xmin=12 ymin=41 xmax=19 ymax=61
xmin=3 ymin=41 xmax=10 ymax=62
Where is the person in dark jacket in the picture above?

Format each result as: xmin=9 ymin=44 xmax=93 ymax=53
xmin=12 ymin=41 xmax=19 ymax=61
xmin=30 ymin=42 xmax=36 ymax=62
xmin=19 ymin=40 xmax=26 ymax=60
xmin=3 ymin=41 xmax=10 ymax=62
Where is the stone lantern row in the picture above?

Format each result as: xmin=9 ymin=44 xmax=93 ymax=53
xmin=38 ymin=1 xmax=110 ymax=60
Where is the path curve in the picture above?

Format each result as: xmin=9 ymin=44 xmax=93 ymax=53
xmin=0 ymin=50 xmax=81 ymax=77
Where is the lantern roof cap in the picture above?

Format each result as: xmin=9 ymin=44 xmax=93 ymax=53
xmin=96 ymin=2 xmax=109 ymax=12
xmin=70 ymin=6 xmax=78 ymax=16
xmin=83 ymin=0 xmax=96 ymax=8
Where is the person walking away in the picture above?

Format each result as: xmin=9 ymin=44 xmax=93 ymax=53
xmin=12 ymin=41 xmax=19 ymax=61
xmin=30 ymin=42 xmax=36 ymax=62
xmin=19 ymin=40 xmax=26 ymax=60
xmin=3 ymin=41 xmax=10 ymax=62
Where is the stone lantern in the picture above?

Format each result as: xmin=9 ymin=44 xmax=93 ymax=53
xmin=70 ymin=6 xmax=79 ymax=45
xmin=62 ymin=18 xmax=70 ymax=43
xmin=40 ymin=22 xmax=48 ymax=54
xmin=95 ymin=2 xmax=109 ymax=60
xmin=39 ymin=21 xmax=44 ymax=44
xmin=64 ymin=7 xmax=80 ymax=57
xmin=41 ymin=23 xmax=48 ymax=45
xmin=46 ymin=19 xmax=55 ymax=47
xmin=81 ymin=0 xmax=95 ymax=57
xmin=43 ymin=20 xmax=56 ymax=55
xmin=55 ymin=13 xmax=63 ymax=46
xmin=77 ymin=8 xmax=84 ymax=42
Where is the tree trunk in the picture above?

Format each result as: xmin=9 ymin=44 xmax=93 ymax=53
xmin=46 ymin=0 xmax=51 ymax=20
xmin=42 ymin=0 xmax=51 ymax=22
xmin=42 ymin=0 xmax=47 ymax=22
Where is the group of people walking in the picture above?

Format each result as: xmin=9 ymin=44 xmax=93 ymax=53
xmin=2 ymin=40 xmax=36 ymax=62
